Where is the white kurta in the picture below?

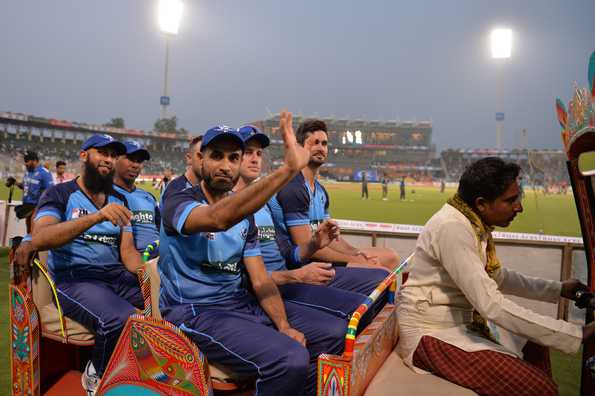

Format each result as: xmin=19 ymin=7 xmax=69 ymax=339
xmin=396 ymin=203 xmax=582 ymax=372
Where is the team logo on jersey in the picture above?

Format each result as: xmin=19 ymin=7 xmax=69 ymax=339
xmin=72 ymin=207 xmax=90 ymax=219
xmin=132 ymin=210 xmax=154 ymax=225
xmin=241 ymin=227 xmax=248 ymax=240
xmin=258 ymin=226 xmax=276 ymax=242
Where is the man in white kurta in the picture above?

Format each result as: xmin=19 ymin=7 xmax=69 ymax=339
xmin=396 ymin=157 xmax=592 ymax=396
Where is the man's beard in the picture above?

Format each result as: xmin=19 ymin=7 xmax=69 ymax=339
xmin=202 ymin=169 xmax=238 ymax=194
xmin=84 ymin=161 xmax=114 ymax=194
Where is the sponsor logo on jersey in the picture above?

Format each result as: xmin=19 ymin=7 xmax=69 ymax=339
xmin=258 ymin=225 xmax=276 ymax=242
xmin=201 ymin=260 xmax=241 ymax=274
xmin=81 ymin=232 xmax=118 ymax=247
xmin=132 ymin=210 xmax=154 ymax=225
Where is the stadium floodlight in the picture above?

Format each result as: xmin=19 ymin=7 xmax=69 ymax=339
xmin=490 ymin=27 xmax=512 ymax=149
xmin=490 ymin=28 xmax=512 ymax=59
xmin=159 ymin=0 xmax=184 ymax=35
xmin=158 ymin=0 xmax=184 ymax=119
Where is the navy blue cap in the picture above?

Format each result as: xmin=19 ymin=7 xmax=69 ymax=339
xmin=123 ymin=140 xmax=151 ymax=161
xmin=238 ymin=125 xmax=270 ymax=148
xmin=201 ymin=125 xmax=245 ymax=151
xmin=81 ymin=134 xmax=126 ymax=155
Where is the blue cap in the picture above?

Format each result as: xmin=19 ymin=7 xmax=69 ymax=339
xmin=201 ymin=125 xmax=245 ymax=151
xmin=238 ymin=125 xmax=270 ymax=148
xmin=81 ymin=134 xmax=126 ymax=155
xmin=123 ymin=140 xmax=151 ymax=161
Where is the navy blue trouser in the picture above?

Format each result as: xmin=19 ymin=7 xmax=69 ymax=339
xmin=162 ymin=296 xmax=346 ymax=396
xmin=55 ymin=266 xmax=143 ymax=376
xmin=279 ymin=266 xmax=388 ymax=332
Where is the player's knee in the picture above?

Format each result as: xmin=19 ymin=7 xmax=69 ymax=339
xmin=99 ymin=305 xmax=136 ymax=334
xmin=277 ymin=343 xmax=309 ymax=385
xmin=380 ymin=248 xmax=399 ymax=267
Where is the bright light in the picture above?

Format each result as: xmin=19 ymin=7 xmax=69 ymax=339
xmin=354 ymin=130 xmax=363 ymax=145
xmin=491 ymin=28 xmax=512 ymax=59
xmin=159 ymin=0 xmax=184 ymax=35
xmin=345 ymin=131 xmax=354 ymax=143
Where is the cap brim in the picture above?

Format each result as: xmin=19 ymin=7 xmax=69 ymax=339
xmin=96 ymin=141 xmax=127 ymax=155
xmin=246 ymin=134 xmax=270 ymax=148
xmin=127 ymin=149 xmax=151 ymax=161
xmin=203 ymin=134 xmax=245 ymax=151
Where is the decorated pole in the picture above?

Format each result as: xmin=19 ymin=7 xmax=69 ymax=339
xmin=344 ymin=253 xmax=413 ymax=360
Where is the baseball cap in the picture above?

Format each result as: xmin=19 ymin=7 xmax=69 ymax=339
xmin=200 ymin=125 xmax=245 ymax=152
xmin=123 ymin=140 xmax=151 ymax=161
xmin=81 ymin=134 xmax=126 ymax=155
xmin=238 ymin=125 xmax=270 ymax=148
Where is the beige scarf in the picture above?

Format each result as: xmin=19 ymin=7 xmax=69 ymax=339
xmin=447 ymin=193 xmax=501 ymax=343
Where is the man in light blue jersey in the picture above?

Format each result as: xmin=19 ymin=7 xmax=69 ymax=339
xmin=159 ymin=114 xmax=346 ymax=396
xmin=236 ymin=125 xmax=386 ymax=324
xmin=269 ymin=118 xmax=399 ymax=272
xmin=113 ymin=140 xmax=160 ymax=257
xmin=31 ymin=134 xmax=144 ymax=395
xmin=15 ymin=150 xmax=54 ymax=232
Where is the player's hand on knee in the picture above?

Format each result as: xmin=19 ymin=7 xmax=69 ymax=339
xmin=280 ymin=327 xmax=306 ymax=346
xmin=299 ymin=262 xmax=335 ymax=285
xmin=97 ymin=203 xmax=133 ymax=227
xmin=313 ymin=220 xmax=340 ymax=249
xmin=280 ymin=110 xmax=309 ymax=172
xmin=356 ymin=250 xmax=380 ymax=266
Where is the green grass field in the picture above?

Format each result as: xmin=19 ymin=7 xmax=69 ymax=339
xmin=0 ymin=180 xmax=585 ymax=394
xmin=1 ymin=180 xmax=581 ymax=236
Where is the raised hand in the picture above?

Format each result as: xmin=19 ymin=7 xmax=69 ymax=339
xmin=313 ymin=220 xmax=340 ymax=250
xmin=96 ymin=203 xmax=133 ymax=227
xmin=280 ymin=110 xmax=309 ymax=172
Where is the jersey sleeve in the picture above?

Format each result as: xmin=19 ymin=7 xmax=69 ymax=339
xmin=42 ymin=169 xmax=54 ymax=190
xmin=323 ymin=186 xmax=331 ymax=219
xmin=276 ymin=183 xmax=310 ymax=227
xmin=162 ymin=186 xmax=202 ymax=236
xmin=243 ymin=215 xmax=261 ymax=258
xmin=154 ymin=200 xmax=162 ymax=231
xmin=34 ymin=185 xmax=67 ymax=221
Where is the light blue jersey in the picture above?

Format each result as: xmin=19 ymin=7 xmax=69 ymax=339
xmin=114 ymin=184 xmax=160 ymax=254
xmin=268 ymin=172 xmax=330 ymax=267
xmin=254 ymin=205 xmax=286 ymax=272
xmin=34 ymin=179 xmax=131 ymax=281
xmin=159 ymin=182 xmax=261 ymax=307
xmin=23 ymin=165 xmax=54 ymax=204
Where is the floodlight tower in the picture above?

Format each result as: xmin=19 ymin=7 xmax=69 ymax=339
xmin=490 ymin=28 xmax=512 ymax=150
xmin=158 ymin=0 xmax=184 ymax=119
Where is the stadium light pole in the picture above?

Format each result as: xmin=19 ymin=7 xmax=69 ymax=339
xmin=490 ymin=28 xmax=512 ymax=150
xmin=158 ymin=0 xmax=184 ymax=120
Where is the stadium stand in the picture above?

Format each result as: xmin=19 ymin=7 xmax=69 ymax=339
xmin=441 ymin=148 xmax=570 ymax=189
xmin=0 ymin=111 xmax=189 ymax=179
